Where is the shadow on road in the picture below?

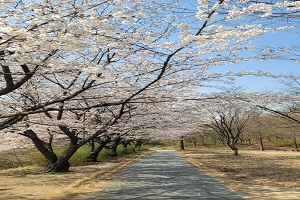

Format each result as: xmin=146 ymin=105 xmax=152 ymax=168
xmin=76 ymin=150 xmax=244 ymax=200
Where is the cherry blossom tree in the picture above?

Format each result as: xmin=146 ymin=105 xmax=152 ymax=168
xmin=200 ymin=99 xmax=256 ymax=155
xmin=1 ymin=0 xmax=298 ymax=124
xmin=1 ymin=0 xmax=299 ymax=171
xmin=242 ymin=76 xmax=300 ymax=151
xmin=260 ymin=76 xmax=300 ymax=123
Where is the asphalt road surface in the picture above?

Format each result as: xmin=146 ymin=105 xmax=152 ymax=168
xmin=85 ymin=150 xmax=244 ymax=200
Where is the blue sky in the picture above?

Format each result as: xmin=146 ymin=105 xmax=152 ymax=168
xmin=176 ymin=0 xmax=300 ymax=94
xmin=202 ymin=30 xmax=300 ymax=93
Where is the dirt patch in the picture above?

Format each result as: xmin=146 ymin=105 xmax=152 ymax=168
xmin=180 ymin=149 xmax=300 ymax=200
xmin=0 ymin=151 xmax=153 ymax=200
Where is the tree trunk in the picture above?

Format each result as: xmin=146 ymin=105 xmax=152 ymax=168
xmin=86 ymin=139 xmax=97 ymax=162
xmin=111 ymin=138 xmax=120 ymax=157
xmin=47 ymin=160 xmax=70 ymax=172
xmin=259 ymin=139 xmax=265 ymax=151
xmin=19 ymin=130 xmax=58 ymax=168
xmin=122 ymin=141 xmax=132 ymax=154
xmin=123 ymin=143 xmax=128 ymax=153
xmin=233 ymin=148 xmax=238 ymax=155
xmin=232 ymin=147 xmax=238 ymax=155
xmin=111 ymin=144 xmax=118 ymax=157
xmin=19 ymin=129 xmax=77 ymax=172
xmin=239 ymin=137 xmax=244 ymax=145
xmin=88 ymin=139 xmax=95 ymax=154
xmin=86 ymin=138 xmax=109 ymax=162
xmin=180 ymin=136 xmax=185 ymax=150
xmin=293 ymin=135 xmax=299 ymax=152
xmin=258 ymin=131 xmax=265 ymax=151
xmin=192 ymin=141 xmax=197 ymax=147
xmin=133 ymin=139 xmax=144 ymax=152
xmin=228 ymin=142 xmax=238 ymax=155
xmin=47 ymin=145 xmax=78 ymax=172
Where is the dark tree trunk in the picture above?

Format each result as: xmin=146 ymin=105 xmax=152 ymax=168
xmin=111 ymin=144 xmax=118 ymax=157
xmin=228 ymin=142 xmax=238 ymax=155
xmin=180 ymin=136 xmax=185 ymax=150
xmin=86 ymin=138 xmax=110 ymax=162
xmin=47 ymin=145 xmax=78 ymax=172
xmin=47 ymin=160 xmax=70 ymax=172
xmin=111 ymin=137 xmax=121 ymax=157
xmin=133 ymin=140 xmax=143 ymax=152
xmin=259 ymin=139 xmax=265 ymax=151
xmin=123 ymin=143 xmax=128 ymax=153
xmin=19 ymin=129 xmax=76 ymax=172
xmin=45 ymin=126 xmax=81 ymax=172
xmin=192 ymin=141 xmax=197 ymax=147
xmin=239 ymin=137 xmax=244 ymax=145
xmin=135 ymin=144 xmax=142 ymax=151
xmin=49 ymin=127 xmax=108 ymax=172
xmin=232 ymin=148 xmax=238 ymax=155
xmin=88 ymin=139 xmax=95 ymax=156
xmin=293 ymin=135 xmax=299 ymax=152
xmin=19 ymin=130 xmax=58 ymax=167
xmin=122 ymin=141 xmax=131 ymax=154
xmin=86 ymin=139 xmax=98 ymax=162
xmin=258 ymin=132 xmax=265 ymax=151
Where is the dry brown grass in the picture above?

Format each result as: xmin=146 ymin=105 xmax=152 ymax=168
xmin=180 ymin=148 xmax=300 ymax=200
xmin=0 ymin=151 xmax=153 ymax=200
xmin=2 ymin=146 xmax=300 ymax=200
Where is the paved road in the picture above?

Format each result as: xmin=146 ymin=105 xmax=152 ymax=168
xmin=85 ymin=150 xmax=244 ymax=200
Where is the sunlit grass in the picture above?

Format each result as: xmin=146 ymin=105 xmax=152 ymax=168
xmin=27 ymin=144 xmax=140 ymax=167
xmin=271 ymin=139 xmax=300 ymax=148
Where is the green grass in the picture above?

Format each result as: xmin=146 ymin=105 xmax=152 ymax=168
xmin=98 ymin=145 xmax=136 ymax=159
xmin=0 ymin=144 xmax=144 ymax=173
xmin=271 ymin=139 xmax=300 ymax=148
xmin=28 ymin=150 xmax=47 ymax=167
xmin=0 ymin=149 xmax=33 ymax=170
xmin=27 ymin=144 xmax=139 ymax=167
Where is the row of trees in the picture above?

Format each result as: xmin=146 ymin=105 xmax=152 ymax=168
xmin=182 ymin=89 xmax=300 ymax=155
xmin=1 ymin=0 xmax=299 ymax=171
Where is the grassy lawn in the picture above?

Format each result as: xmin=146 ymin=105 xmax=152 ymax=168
xmin=2 ymin=141 xmax=300 ymax=199
xmin=0 ymin=144 xmax=139 ymax=170
xmin=0 ymin=147 xmax=152 ymax=200
xmin=180 ymin=147 xmax=300 ymax=199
